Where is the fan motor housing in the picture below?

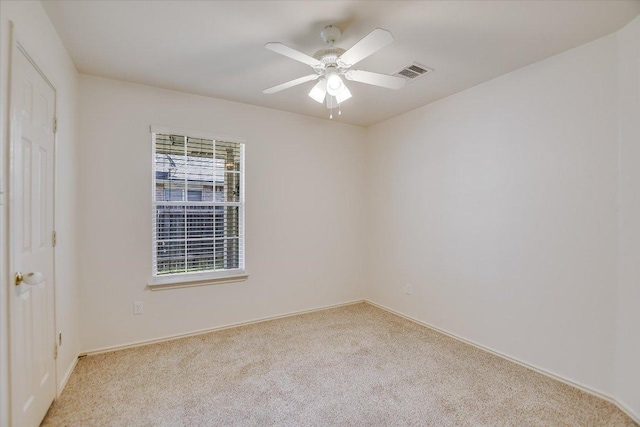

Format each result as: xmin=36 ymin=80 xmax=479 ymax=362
xmin=313 ymin=47 xmax=346 ymax=65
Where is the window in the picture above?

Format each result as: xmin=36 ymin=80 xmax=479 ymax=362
xmin=151 ymin=127 xmax=245 ymax=287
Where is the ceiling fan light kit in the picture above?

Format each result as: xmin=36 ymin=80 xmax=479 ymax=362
xmin=308 ymin=79 xmax=327 ymax=103
xmin=335 ymin=85 xmax=352 ymax=104
xmin=263 ymin=25 xmax=406 ymax=119
xmin=325 ymin=67 xmax=344 ymax=95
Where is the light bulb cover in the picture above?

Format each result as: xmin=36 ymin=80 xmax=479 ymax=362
xmin=335 ymin=85 xmax=352 ymax=104
xmin=308 ymin=79 xmax=327 ymax=103
xmin=325 ymin=68 xmax=344 ymax=96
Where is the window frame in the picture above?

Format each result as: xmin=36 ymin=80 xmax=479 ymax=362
xmin=149 ymin=125 xmax=247 ymax=290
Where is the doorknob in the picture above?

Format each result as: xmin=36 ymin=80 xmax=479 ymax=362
xmin=15 ymin=272 xmax=44 ymax=286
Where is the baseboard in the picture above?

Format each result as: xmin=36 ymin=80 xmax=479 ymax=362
xmin=364 ymin=299 xmax=640 ymax=424
xmin=81 ymin=299 xmax=366 ymax=356
xmin=615 ymin=398 xmax=640 ymax=426
xmin=57 ymin=354 xmax=79 ymax=398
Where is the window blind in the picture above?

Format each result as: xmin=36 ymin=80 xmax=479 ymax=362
xmin=152 ymin=133 xmax=244 ymax=278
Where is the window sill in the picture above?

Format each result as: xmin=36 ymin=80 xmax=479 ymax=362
xmin=148 ymin=271 xmax=248 ymax=291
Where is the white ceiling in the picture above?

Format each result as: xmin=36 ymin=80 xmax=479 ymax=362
xmin=42 ymin=0 xmax=639 ymax=127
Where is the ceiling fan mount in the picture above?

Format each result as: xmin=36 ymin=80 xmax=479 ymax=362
xmin=313 ymin=26 xmax=346 ymax=66
xmin=263 ymin=24 xmax=406 ymax=117
xmin=320 ymin=25 xmax=342 ymax=46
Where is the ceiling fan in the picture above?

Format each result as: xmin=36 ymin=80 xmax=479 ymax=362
xmin=263 ymin=25 xmax=406 ymax=118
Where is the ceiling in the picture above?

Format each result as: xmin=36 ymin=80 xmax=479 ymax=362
xmin=41 ymin=1 xmax=640 ymax=127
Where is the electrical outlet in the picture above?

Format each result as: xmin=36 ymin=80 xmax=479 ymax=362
xmin=405 ymin=283 xmax=414 ymax=295
xmin=133 ymin=301 xmax=143 ymax=315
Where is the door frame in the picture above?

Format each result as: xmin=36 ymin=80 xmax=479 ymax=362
xmin=6 ymin=21 xmax=59 ymax=425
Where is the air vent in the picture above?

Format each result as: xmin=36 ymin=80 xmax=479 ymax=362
xmin=394 ymin=63 xmax=433 ymax=82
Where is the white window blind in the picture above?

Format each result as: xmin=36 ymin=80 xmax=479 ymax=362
xmin=152 ymin=131 xmax=244 ymax=282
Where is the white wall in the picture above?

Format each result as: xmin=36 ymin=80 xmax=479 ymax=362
xmin=2 ymin=4 xmax=635 ymax=424
xmin=77 ymin=75 xmax=366 ymax=352
xmin=615 ymin=15 xmax=640 ymax=418
xmin=365 ymin=34 xmax=621 ymax=398
xmin=0 ymin=0 xmax=80 ymax=424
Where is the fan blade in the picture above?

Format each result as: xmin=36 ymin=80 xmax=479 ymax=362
xmin=338 ymin=28 xmax=394 ymax=67
xmin=265 ymin=42 xmax=322 ymax=67
xmin=308 ymin=79 xmax=327 ymax=103
xmin=345 ymin=70 xmax=405 ymax=89
xmin=263 ymin=74 xmax=319 ymax=94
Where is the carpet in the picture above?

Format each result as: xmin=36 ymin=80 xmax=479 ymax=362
xmin=42 ymin=303 xmax=636 ymax=426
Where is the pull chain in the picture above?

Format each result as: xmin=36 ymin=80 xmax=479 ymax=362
xmin=327 ymin=96 xmax=342 ymax=119
xmin=329 ymin=96 xmax=334 ymax=119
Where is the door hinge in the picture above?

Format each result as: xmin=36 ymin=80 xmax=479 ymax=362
xmin=53 ymin=117 xmax=58 ymax=133
xmin=54 ymin=344 xmax=58 ymax=360
xmin=52 ymin=231 xmax=57 ymax=247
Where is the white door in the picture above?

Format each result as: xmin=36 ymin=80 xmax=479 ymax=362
xmin=9 ymin=43 xmax=57 ymax=427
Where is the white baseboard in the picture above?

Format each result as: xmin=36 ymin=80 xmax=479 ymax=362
xmin=615 ymin=398 xmax=640 ymax=426
xmin=57 ymin=354 xmax=79 ymax=398
xmin=364 ymin=299 xmax=640 ymax=424
xmin=81 ymin=299 xmax=366 ymax=356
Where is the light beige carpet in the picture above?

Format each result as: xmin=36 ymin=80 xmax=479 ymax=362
xmin=42 ymin=303 xmax=636 ymax=426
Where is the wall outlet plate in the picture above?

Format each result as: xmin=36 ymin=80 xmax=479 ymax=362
xmin=405 ymin=284 xmax=414 ymax=295
xmin=133 ymin=301 xmax=143 ymax=315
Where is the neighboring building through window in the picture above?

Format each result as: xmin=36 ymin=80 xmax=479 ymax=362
xmin=151 ymin=129 xmax=244 ymax=284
